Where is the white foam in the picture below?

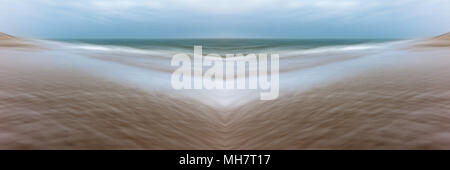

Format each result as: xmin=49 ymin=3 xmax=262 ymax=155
xmin=33 ymin=39 xmax=412 ymax=108
xmin=39 ymin=40 xmax=172 ymax=57
xmin=278 ymin=40 xmax=412 ymax=57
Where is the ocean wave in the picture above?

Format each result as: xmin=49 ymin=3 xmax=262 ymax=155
xmin=41 ymin=40 xmax=173 ymax=57
xmin=39 ymin=39 xmax=407 ymax=59
xmin=280 ymin=44 xmax=382 ymax=56
xmin=281 ymin=40 xmax=412 ymax=57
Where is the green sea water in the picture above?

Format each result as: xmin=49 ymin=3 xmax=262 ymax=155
xmin=55 ymin=39 xmax=397 ymax=55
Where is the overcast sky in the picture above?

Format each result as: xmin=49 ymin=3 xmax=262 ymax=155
xmin=1 ymin=0 xmax=449 ymax=38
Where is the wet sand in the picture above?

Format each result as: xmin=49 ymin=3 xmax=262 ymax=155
xmin=229 ymin=48 xmax=450 ymax=149
xmin=0 ymin=49 xmax=223 ymax=149
xmin=1 ymin=33 xmax=450 ymax=149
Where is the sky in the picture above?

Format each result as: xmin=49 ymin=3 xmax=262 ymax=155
xmin=1 ymin=0 xmax=449 ymax=39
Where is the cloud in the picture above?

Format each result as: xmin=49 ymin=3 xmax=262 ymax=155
xmin=0 ymin=0 xmax=449 ymax=38
xmin=61 ymin=0 xmax=372 ymax=15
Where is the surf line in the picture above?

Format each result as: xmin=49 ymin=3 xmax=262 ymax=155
xmin=171 ymin=46 xmax=279 ymax=100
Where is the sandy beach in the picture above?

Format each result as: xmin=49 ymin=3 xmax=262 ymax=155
xmin=1 ymin=32 xmax=450 ymax=149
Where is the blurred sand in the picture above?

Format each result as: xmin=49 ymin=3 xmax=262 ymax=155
xmin=1 ymin=32 xmax=450 ymax=149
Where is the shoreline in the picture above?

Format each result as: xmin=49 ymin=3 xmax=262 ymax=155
xmin=1 ymin=34 xmax=450 ymax=149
